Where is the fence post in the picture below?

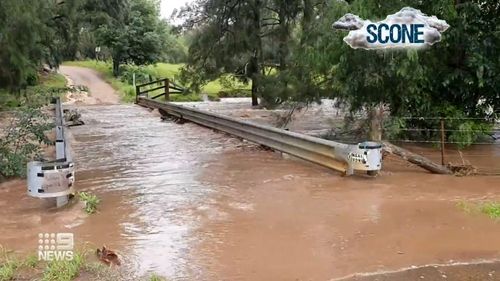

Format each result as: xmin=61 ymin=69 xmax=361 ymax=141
xmin=164 ymin=78 xmax=170 ymax=101
xmin=440 ymin=118 xmax=445 ymax=166
xmin=135 ymin=85 xmax=141 ymax=103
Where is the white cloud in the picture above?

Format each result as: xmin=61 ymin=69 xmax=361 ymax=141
xmin=160 ymin=0 xmax=193 ymax=23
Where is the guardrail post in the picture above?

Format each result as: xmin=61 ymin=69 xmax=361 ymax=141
xmin=27 ymin=98 xmax=75 ymax=208
xmin=164 ymin=78 xmax=170 ymax=101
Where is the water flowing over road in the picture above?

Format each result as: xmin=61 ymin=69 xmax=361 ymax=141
xmin=1 ymin=67 xmax=499 ymax=280
xmin=2 ymin=102 xmax=500 ymax=280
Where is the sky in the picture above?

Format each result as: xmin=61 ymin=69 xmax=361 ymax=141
xmin=160 ymin=0 xmax=193 ymax=21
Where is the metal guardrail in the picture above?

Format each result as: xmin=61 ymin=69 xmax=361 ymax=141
xmin=137 ymin=97 xmax=382 ymax=176
xmin=27 ymin=97 xmax=75 ymax=207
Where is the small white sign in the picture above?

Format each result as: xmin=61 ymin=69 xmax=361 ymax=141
xmin=37 ymin=233 xmax=74 ymax=261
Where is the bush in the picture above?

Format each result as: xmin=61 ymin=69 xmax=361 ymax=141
xmin=217 ymin=89 xmax=251 ymax=98
xmin=120 ymin=65 xmax=156 ymax=85
xmin=0 ymin=108 xmax=53 ymax=180
xmin=78 ymin=191 xmax=100 ymax=214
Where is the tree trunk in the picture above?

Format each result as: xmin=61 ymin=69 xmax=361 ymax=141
xmin=251 ymin=76 xmax=259 ymax=106
xmin=382 ymin=141 xmax=453 ymax=174
xmin=301 ymin=0 xmax=312 ymax=44
xmin=249 ymin=0 xmax=263 ymax=107
xmin=278 ymin=1 xmax=289 ymax=71
xmin=112 ymin=58 xmax=120 ymax=77
xmin=368 ymin=104 xmax=384 ymax=141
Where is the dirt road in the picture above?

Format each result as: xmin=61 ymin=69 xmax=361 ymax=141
xmin=59 ymin=65 xmax=120 ymax=105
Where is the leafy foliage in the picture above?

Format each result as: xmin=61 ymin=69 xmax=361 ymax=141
xmin=481 ymin=202 xmax=500 ymax=219
xmin=88 ymin=0 xmax=174 ymax=76
xmin=0 ymin=108 xmax=53 ymax=180
xmin=179 ymin=0 xmax=498 ymax=143
xmin=78 ymin=191 xmax=101 ymax=214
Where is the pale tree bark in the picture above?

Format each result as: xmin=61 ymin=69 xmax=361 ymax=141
xmin=368 ymin=104 xmax=384 ymax=141
xmin=382 ymin=142 xmax=453 ymax=174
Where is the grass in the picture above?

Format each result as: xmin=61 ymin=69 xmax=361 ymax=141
xmin=0 ymin=246 xmax=171 ymax=281
xmin=41 ymin=73 xmax=67 ymax=89
xmin=78 ymin=192 xmax=100 ymax=214
xmin=457 ymin=200 xmax=500 ymax=219
xmin=23 ymin=254 xmax=39 ymax=268
xmin=0 ymin=72 xmax=68 ymax=110
xmin=42 ymin=252 xmax=84 ymax=281
xmin=0 ymin=247 xmax=117 ymax=281
xmin=63 ymin=60 xmax=250 ymax=102
xmin=0 ymin=259 xmax=19 ymax=281
xmin=480 ymin=202 xmax=500 ymax=219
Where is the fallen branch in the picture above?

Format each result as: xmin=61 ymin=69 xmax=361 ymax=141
xmin=382 ymin=141 xmax=453 ymax=174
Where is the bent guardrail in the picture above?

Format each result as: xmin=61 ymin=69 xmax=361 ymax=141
xmin=27 ymin=97 xmax=75 ymax=207
xmin=137 ymin=96 xmax=382 ymax=176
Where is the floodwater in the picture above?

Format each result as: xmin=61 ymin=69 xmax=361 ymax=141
xmin=1 ymin=101 xmax=500 ymax=280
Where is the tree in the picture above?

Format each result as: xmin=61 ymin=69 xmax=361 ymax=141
xmin=179 ymin=0 xmax=306 ymax=106
xmin=84 ymin=0 xmax=167 ymax=76
xmin=0 ymin=0 xmax=78 ymax=91
xmin=271 ymin=0 xmax=499 ymax=142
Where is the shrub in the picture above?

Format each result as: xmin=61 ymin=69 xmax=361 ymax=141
xmin=0 ymin=108 xmax=53 ymax=180
xmin=78 ymin=192 xmax=100 ymax=214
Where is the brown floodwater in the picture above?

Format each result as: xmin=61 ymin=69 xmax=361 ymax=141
xmin=1 ymin=101 xmax=500 ymax=280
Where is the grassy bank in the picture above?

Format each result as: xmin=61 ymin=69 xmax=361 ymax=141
xmin=0 ymin=247 xmax=167 ymax=281
xmin=0 ymin=72 xmax=68 ymax=110
xmin=62 ymin=60 xmax=250 ymax=102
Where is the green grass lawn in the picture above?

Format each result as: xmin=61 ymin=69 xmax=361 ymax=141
xmin=63 ymin=60 xmax=250 ymax=102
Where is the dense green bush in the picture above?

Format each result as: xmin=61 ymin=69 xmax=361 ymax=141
xmin=0 ymin=108 xmax=53 ymax=180
xmin=119 ymin=66 xmax=156 ymax=86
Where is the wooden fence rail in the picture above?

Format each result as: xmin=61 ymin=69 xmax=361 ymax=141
xmin=135 ymin=78 xmax=184 ymax=103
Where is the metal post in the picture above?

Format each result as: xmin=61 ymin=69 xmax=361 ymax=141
xmin=165 ymin=79 xmax=170 ymax=101
xmin=440 ymin=118 xmax=445 ymax=166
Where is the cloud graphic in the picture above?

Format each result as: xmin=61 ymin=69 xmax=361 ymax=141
xmin=331 ymin=13 xmax=365 ymax=30
xmin=332 ymin=7 xmax=449 ymax=50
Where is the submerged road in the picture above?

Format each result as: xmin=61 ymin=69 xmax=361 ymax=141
xmin=1 ymin=66 xmax=499 ymax=280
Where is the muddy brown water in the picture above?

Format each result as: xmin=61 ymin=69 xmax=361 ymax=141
xmin=1 ymin=102 xmax=500 ymax=280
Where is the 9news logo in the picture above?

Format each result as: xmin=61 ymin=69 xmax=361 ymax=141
xmin=37 ymin=233 xmax=74 ymax=261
